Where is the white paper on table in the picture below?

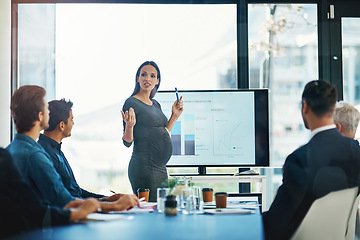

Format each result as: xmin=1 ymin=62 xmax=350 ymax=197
xmin=82 ymin=213 xmax=132 ymax=222
xmin=203 ymin=202 xmax=216 ymax=209
xmin=140 ymin=202 xmax=157 ymax=208
xmin=203 ymin=208 xmax=253 ymax=215
xmin=110 ymin=206 xmax=154 ymax=214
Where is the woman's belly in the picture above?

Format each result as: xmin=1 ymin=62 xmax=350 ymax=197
xmin=132 ymin=126 xmax=173 ymax=167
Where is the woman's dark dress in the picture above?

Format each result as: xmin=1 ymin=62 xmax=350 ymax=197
xmin=122 ymin=97 xmax=172 ymax=202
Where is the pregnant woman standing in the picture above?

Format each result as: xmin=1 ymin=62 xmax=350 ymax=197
xmin=121 ymin=61 xmax=183 ymax=202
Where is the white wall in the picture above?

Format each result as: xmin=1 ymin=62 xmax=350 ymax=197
xmin=0 ymin=0 xmax=11 ymax=148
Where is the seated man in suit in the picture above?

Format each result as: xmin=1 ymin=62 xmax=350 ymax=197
xmin=262 ymin=80 xmax=360 ymax=240
xmin=334 ymin=101 xmax=360 ymax=139
xmin=0 ymin=147 xmax=100 ymax=238
xmin=333 ymin=101 xmax=360 ymax=237
xmin=6 ymin=85 xmax=139 ymax=211
xmin=38 ymin=98 xmax=123 ymax=201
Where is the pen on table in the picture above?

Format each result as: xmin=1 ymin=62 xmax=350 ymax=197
xmin=110 ymin=190 xmax=117 ymax=194
xmin=175 ymin=87 xmax=179 ymax=102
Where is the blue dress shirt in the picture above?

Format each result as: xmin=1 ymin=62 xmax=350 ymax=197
xmin=38 ymin=134 xmax=103 ymax=199
xmin=6 ymin=134 xmax=74 ymax=207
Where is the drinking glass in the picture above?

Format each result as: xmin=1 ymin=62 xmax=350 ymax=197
xmin=181 ymin=188 xmax=195 ymax=215
xmin=157 ymin=188 xmax=170 ymax=213
xmin=192 ymin=186 xmax=202 ymax=211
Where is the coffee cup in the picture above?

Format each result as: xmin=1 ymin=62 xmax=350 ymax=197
xmin=202 ymin=188 xmax=214 ymax=202
xmin=215 ymin=192 xmax=228 ymax=208
xmin=137 ymin=188 xmax=150 ymax=202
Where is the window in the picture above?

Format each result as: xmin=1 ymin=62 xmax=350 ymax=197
xmin=18 ymin=4 xmax=55 ymax=98
xmin=342 ymin=18 xmax=360 ymax=139
xmin=342 ymin=18 xmax=360 ymax=105
xmin=17 ymin=3 xmax=238 ymax=194
xmin=248 ymin=3 xmax=318 ymax=166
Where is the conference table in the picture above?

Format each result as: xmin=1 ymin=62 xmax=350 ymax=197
xmin=7 ymin=207 xmax=264 ymax=240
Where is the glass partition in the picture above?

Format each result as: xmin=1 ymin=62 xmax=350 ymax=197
xmin=18 ymin=4 xmax=55 ymax=98
xmin=248 ymin=4 xmax=318 ymax=167
xmin=341 ymin=18 xmax=360 ymax=139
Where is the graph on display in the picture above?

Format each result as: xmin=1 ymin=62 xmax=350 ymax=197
xmin=170 ymin=114 xmax=196 ymax=156
xmin=155 ymin=90 xmax=269 ymax=167
xmin=184 ymin=114 xmax=195 ymax=155
xmin=214 ymin=118 xmax=248 ymax=156
xmin=171 ymin=121 xmax=181 ymax=155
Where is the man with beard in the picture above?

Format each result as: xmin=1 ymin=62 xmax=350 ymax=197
xmin=38 ymin=99 xmax=124 ymax=201
xmin=7 ymin=85 xmax=74 ymax=207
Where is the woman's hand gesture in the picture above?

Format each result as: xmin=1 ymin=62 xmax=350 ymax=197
xmin=121 ymin=107 xmax=136 ymax=128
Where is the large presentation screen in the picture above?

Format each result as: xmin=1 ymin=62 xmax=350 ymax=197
xmin=155 ymin=90 xmax=269 ymax=167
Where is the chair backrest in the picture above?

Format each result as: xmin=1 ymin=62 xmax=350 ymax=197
xmin=345 ymin=192 xmax=360 ymax=240
xmin=291 ymin=187 xmax=359 ymax=240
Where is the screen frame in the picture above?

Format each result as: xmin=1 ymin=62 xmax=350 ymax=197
xmin=155 ymin=89 xmax=269 ymax=168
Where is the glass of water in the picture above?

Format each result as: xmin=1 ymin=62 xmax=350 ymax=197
xmin=192 ymin=186 xmax=202 ymax=211
xmin=181 ymin=188 xmax=195 ymax=215
xmin=157 ymin=188 xmax=170 ymax=213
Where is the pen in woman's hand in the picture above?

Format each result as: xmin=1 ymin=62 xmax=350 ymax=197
xmin=175 ymin=87 xmax=179 ymax=102
xmin=110 ymin=190 xmax=116 ymax=194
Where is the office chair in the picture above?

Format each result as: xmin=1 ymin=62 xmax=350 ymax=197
xmin=291 ymin=186 xmax=359 ymax=240
xmin=346 ymin=192 xmax=360 ymax=240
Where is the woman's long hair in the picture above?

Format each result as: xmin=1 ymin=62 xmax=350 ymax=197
xmin=131 ymin=61 xmax=161 ymax=99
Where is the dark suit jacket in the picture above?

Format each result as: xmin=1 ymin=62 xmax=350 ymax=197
xmin=0 ymin=148 xmax=70 ymax=239
xmin=262 ymin=128 xmax=360 ymax=240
